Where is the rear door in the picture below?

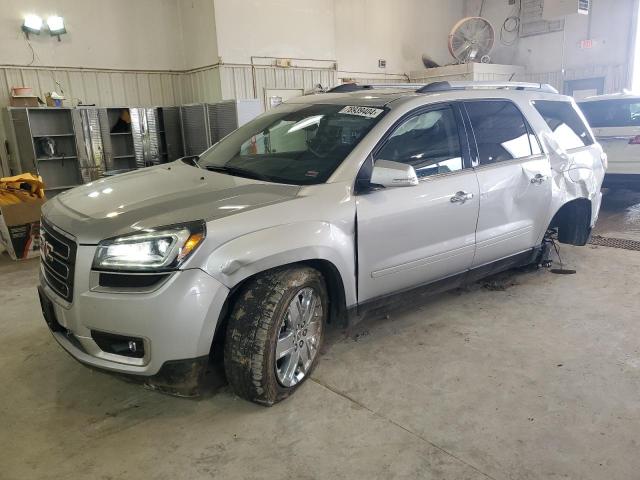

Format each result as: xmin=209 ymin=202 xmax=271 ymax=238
xmin=356 ymin=103 xmax=479 ymax=302
xmin=580 ymin=99 xmax=640 ymax=176
xmin=463 ymin=100 xmax=552 ymax=267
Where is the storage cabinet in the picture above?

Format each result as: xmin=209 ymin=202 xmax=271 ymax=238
xmin=210 ymin=100 xmax=263 ymax=141
xmin=99 ymin=107 xmax=185 ymax=174
xmin=98 ymin=107 xmax=142 ymax=174
xmin=73 ymin=108 xmax=105 ymax=183
xmin=4 ymin=100 xmax=255 ymax=194
xmin=180 ymin=100 xmax=263 ymax=156
xmin=153 ymin=107 xmax=184 ymax=163
xmin=180 ymin=104 xmax=215 ymax=157
xmin=7 ymin=107 xmax=83 ymax=196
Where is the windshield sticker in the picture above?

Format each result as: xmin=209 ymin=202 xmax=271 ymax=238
xmin=305 ymin=170 xmax=319 ymax=178
xmin=339 ymin=106 xmax=384 ymax=118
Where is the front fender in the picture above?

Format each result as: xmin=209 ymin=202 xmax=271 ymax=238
xmin=203 ymin=222 xmax=357 ymax=307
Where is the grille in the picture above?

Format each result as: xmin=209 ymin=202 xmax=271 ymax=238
xmin=40 ymin=219 xmax=77 ymax=302
xmin=589 ymin=235 xmax=640 ymax=252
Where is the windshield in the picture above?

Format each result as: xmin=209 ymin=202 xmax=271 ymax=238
xmin=197 ymin=103 xmax=387 ymax=185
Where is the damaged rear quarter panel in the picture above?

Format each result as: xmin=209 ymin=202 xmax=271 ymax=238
xmin=543 ymin=132 xmax=605 ymax=228
xmin=524 ymin=97 xmax=605 ymax=229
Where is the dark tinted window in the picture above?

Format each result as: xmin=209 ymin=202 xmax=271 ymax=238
xmin=465 ymin=101 xmax=533 ymax=165
xmin=579 ymin=100 xmax=640 ymax=128
xmin=197 ymin=103 xmax=387 ymax=185
xmin=376 ymin=106 xmax=463 ymax=178
xmin=533 ymin=100 xmax=594 ymax=150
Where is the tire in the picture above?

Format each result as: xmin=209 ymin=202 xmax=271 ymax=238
xmin=224 ymin=266 xmax=328 ymax=406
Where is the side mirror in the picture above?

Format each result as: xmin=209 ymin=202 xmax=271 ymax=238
xmin=370 ymin=160 xmax=419 ymax=188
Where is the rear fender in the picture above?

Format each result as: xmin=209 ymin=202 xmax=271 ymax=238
xmin=203 ymin=222 xmax=357 ymax=307
xmin=545 ymin=137 xmax=604 ymax=228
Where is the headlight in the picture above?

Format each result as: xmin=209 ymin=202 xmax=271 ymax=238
xmin=92 ymin=221 xmax=206 ymax=271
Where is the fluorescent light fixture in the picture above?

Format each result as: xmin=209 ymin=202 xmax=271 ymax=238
xmin=47 ymin=15 xmax=66 ymax=35
xmin=22 ymin=14 xmax=43 ymax=34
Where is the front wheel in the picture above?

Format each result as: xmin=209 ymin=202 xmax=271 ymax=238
xmin=224 ymin=266 xmax=327 ymax=405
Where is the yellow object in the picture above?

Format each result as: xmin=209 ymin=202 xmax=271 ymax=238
xmin=0 ymin=173 xmax=46 ymax=206
xmin=178 ymin=232 xmax=205 ymax=262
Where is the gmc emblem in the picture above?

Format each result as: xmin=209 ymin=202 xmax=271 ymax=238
xmin=42 ymin=239 xmax=55 ymax=263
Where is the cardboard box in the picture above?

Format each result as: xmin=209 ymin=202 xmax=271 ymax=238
xmin=0 ymin=198 xmax=45 ymax=260
xmin=10 ymin=96 xmax=39 ymax=108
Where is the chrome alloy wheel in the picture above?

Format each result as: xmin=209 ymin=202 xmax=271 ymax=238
xmin=275 ymin=287 xmax=323 ymax=387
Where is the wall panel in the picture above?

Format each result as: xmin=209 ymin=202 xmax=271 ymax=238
xmin=0 ymin=66 xmax=185 ymax=109
xmin=517 ymin=64 xmax=628 ymax=95
xmin=218 ymin=65 xmax=337 ymax=106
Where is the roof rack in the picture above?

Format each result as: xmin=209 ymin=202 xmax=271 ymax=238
xmin=416 ymin=81 xmax=559 ymax=94
xmin=326 ymin=81 xmax=559 ymax=95
xmin=327 ymin=83 xmax=424 ymax=93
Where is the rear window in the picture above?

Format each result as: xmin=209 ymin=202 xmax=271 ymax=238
xmin=579 ymin=99 xmax=640 ymax=128
xmin=533 ymin=100 xmax=593 ymax=150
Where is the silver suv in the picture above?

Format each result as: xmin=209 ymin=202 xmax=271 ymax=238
xmin=39 ymin=82 xmax=605 ymax=405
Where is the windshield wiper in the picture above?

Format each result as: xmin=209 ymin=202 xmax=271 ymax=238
xmin=181 ymin=155 xmax=201 ymax=168
xmin=204 ymin=165 xmax=272 ymax=182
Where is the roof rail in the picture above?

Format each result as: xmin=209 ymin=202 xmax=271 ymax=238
xmin=416 ymin=81 xmax=559 ymax=94
xmin=327 ymin=83 xmax=424 ymax=93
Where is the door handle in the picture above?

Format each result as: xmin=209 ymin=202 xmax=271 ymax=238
xmin=530 ymin=174 xmax=547 ymax=184
xmin=450 ymin=191 xmax=474 ymax=204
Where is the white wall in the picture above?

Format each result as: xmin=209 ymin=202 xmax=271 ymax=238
xmin=0 ymin=0 xmax=185 ymax=70
xmin=213 ymin=0 xmax=336 ymax=65
xmin=335 ymin=0 xmax=465 ymax=77
xmin=464 ymin=0 xmax=635 ymax=90
xmin=211 ymin=0 xmax=464 ymax=77
xmin=179 ymin=0 xmax=219 ymax=69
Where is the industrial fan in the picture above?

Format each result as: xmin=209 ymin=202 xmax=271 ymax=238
xmin=448 ymin=17 xmax=495 ymax=64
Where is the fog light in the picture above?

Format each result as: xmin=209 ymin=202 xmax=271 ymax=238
xmin=91 ymin=330 xmax=145 ymax=359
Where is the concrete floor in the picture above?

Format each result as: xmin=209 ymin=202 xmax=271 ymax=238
xmin=593 ymin=189 xmax=640 ymax=241
xmin=2 ymin=192 xmax=640 ymax=479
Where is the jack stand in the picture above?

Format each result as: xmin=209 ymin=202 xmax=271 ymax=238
xmin=539 ymin=233 xmax=555 ymax=269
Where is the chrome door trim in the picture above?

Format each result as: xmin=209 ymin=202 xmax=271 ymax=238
xmin=471 ymin=154 xmax=548 ymax=173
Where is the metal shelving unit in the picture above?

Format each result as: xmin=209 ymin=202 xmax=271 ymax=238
xmin=4 ymin=100 xmax=256 ymax=193
xmin=210 ymin=99 xmax=263 ymax=142
xmin=180 ymin=100 xmax=263 ymax=157
xmin=98 ymin=107 xmax=141 ymax=174
xmin=7 ymin=107 xmax=83 ymax=196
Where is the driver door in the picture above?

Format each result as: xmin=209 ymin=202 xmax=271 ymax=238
xmin=356 ymin=104 xmax=480 ymax=302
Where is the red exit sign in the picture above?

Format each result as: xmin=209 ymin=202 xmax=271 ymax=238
xmin=580 ymin=39 xmax=594 ymax=49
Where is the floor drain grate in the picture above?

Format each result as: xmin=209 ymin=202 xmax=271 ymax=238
xmin=589 ymin=235 xmax=640 ymax=251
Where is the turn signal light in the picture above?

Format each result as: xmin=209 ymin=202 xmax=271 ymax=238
xmin=178 ymin=232 xmax=205 ymax=262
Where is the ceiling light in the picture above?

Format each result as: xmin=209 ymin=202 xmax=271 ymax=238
xmin=47 ymin=15 xmax=66 ymax=35
xmin=22 ymin=14 xmax=43 ymax=35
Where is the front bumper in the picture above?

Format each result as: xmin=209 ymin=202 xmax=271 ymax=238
xmin=39 ymin=259 xmax=230 ymax=381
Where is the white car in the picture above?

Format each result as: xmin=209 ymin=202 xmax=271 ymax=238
xmin=580 ymin=93 xmax=640 ymax=189
xmin=39 ymin=82 xmax=605 ymax=405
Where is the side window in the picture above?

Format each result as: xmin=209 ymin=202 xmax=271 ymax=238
xmin=579 ymin=100 xmax=640 ymax=128
xmin=533 ymin=100 xmax=594 ymax=150
xmin=465 ymin=100 xmax=533 ymax=165
xmin=375 ymin=106 xmax=463 ymax=178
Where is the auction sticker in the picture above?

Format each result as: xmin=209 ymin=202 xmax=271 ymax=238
xmin=339 ymin=106 xmax=384 ymax=118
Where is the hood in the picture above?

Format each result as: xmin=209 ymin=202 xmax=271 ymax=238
xmin=42 ymin=161 xmax=301 ymax=244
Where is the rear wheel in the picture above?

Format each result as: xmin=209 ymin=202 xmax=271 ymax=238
xmin=224 ymin=266 xmax=327 ymax=405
